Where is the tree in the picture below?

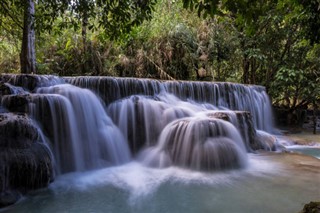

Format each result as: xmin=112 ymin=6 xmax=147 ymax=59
xmin=0 ymin=0 xmax=157 ymax=73
xmin=180 ymin=0 xmax=320 ymax=127
xmin=20 ymin=0 xmax=36 ymax=73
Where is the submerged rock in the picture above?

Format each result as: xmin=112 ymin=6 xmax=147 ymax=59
xmin=0 ymin=113 xmax=54 ymax=207
xmin=0 ymin=190 xmax=21 ymax=208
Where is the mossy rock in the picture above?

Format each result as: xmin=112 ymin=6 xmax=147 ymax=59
xmin=0 ymin=113 xmax=54 ymax=207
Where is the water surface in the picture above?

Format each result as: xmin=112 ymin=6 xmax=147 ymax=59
xmin=2 ymin=153 xmax=319 ymax=213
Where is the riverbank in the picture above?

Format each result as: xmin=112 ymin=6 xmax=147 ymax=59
xmin=279 ymin=129 xmax=320 ymax=146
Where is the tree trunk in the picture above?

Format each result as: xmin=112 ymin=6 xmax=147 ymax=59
xmin=20 ymin=0 xmax=36 ymax=74
xmin=313 ymin=101 xmax=317 ymax=134
xmin=242 ymin=57 xmax=250 ymax=84
xmin=82 ymin=14 xmax=88 ymax=53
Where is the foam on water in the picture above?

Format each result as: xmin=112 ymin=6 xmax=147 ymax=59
xmin=48 ymin=154 xmax=283 ymax=203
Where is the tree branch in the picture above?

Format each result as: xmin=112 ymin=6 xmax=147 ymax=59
xmin=0 ymin=1 xmax=23 ymax=29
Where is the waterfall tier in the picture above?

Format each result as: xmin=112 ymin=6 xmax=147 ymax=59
xmin=139 ymin=116 xmax=248 ymax=171
xmin=65 ymin=76 xmax=274 ymax=132
xmin=1 ymin=85 xmax=131 ymax=174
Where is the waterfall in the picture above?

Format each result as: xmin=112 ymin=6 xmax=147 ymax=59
xmin=66 ymin=77 xmax=275 ymax=132
xmin=107 ymin=93 xmax=198 ymax=153
xmin=32 ymin=84 xmax=131 ymax=174
xmin=139 ymin=116 xmax=248 ymax=171
xmin=1 ymin=74 xmax=277 ymax=174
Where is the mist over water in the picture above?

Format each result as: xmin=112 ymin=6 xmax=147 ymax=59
xmin=2 ymin=153 xmax=319 ymax=213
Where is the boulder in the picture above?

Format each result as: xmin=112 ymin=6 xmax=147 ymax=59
xmin=0 ymin=113 xmax=54 ymax=207
xmin=206 ymin=111 xmax=263 ymax=151
xmin=299 ymin=201 xmax=320 ymax=213
xmin=1 ymin=94 xmax=31 ymax=114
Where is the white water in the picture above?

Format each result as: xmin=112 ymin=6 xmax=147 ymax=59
xmin=1 ymin=75 xmax=319 ymax=212
xmin=140 ymin=116 xmax=248 ymax=171
xmin=32 ymin=84 xmax=131 ymax=173
xmin=2 ymin=153 xmax=319 ymax=213
xmin=1 ymin=76 xmax=277 ymax=173
xmin=67 ymin=77 xmax=275 ymax=132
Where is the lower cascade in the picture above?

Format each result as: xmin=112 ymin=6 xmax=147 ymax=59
xmin=139 ymin=116 xmax=248 ymax=170
xmin=0 ymin=74 xmax=279 ymax=206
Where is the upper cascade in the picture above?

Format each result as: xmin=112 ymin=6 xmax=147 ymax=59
xmin=66 ymin=76 xmax=275 ymax=132
xmin=0 ymin=74 xmax=64 ymax=92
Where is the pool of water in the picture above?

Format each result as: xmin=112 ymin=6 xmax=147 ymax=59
xmin=1 ymin=153 xmax=319 ymax=213
xmin=286 ymin=146 xmax=320 ymax=159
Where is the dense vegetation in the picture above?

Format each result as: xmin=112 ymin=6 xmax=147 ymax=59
xmin=0 ymin=0 xmax=319 ymax=124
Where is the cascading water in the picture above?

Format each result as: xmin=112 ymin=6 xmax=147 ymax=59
xmin=2 ymin=74 xmax=319 ymax=213
xmin=66 ymin=77 xmax=275 ymax=132
xmin=139 ymin=116 xmax=248 ymax=171
xmin=32 ymin=84 xmax=131 ymax=173
xmin=0 ymin=74 xmax=278 ymax=175
xmin=107 ymin=93 xmax=198 ymax=153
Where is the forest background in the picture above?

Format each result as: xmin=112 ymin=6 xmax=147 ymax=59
xmin=0 ymin=0 xmax=319 ymax=129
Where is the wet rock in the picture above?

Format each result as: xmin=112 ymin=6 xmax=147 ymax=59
xmin=0 ymin=113 xmax=54 ymax=207
xmin=300 ymin=201 xmax=320 ymax=213
xmin=0 ymin=83 xmax=12 ymax=96
xmin=255 ymin=130 xmax=277 ymax=151
xmin=206 ymin=111 xmax=263 ymax=151
xmin=1 ymin=95 xmax=31 ymax=114
xmin=0 ymin=74 xmax=63 ymax=92
xmin=0 ymin=190 xmax=21 ymax=208
xmin=0 ymin=74 xmax=39 ymax=92
xmin=0 ymin=113 xmax=39 ymax=148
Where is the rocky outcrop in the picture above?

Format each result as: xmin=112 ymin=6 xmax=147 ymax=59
xmin=0 ymin=113 xmax=54 ymax=207
xmin=0 ymin=74 xmax=63 ymax=92
xmin=299 ymin=201 xmax=320 ymax=213
xmin=1 ymin=94 xmax=31 ymax=114
xmin=206 ymin=111 xmax=263 ymax=151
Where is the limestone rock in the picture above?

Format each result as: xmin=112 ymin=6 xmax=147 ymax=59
xmin=206 ymin=111 xmax=263 ymax=151
xmin=1 ymin=94 xmax=30 ymax=114
xmin=0 ymin=113 xmax=54 ymax=207
xmin=0 ymin=74 xmax=63 ymax=92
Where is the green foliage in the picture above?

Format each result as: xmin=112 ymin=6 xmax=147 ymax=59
xmin=36 ymin=0 xmax=157 ymax=40
xmin=35 ymin=21 xmax=114 ymax=76
xmin=0 ymin=0 xmax=319 ymax=111
xmin=109 ymin=0 xmax=202 ymax=80
xmin=182 ymin=0 xmax=220 ymax=18
xmin=0 ymin=36 xmax=20 ymax=73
